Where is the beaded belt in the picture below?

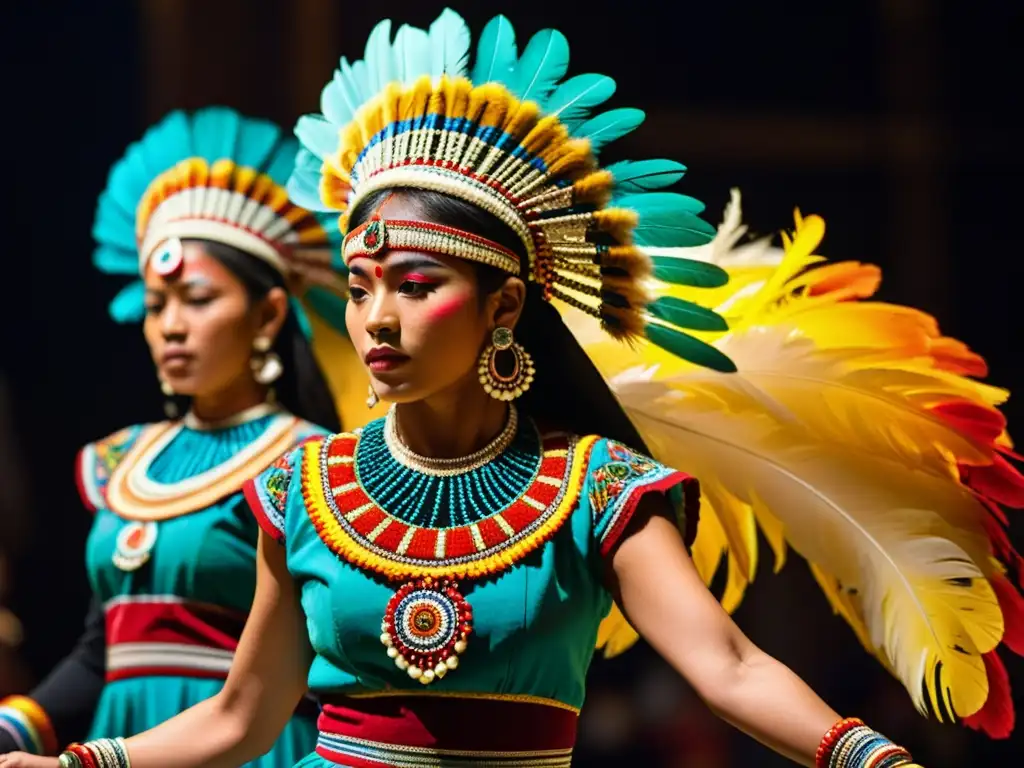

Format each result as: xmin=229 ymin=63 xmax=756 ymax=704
xmin=315 ymin=694 xmax=578 ymax=767
xmin=103 ymin=595 xmax=245 ymax=681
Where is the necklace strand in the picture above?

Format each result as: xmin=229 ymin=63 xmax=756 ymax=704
xmin=384 ymin=404 xmax=519 ymax=477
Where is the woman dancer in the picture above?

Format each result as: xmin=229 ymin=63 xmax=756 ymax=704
xmin=0 ymin=107 xmax=354 ymax=765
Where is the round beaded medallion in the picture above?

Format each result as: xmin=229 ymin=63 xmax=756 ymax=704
xmin=112 ymin=520 xmax=158 ymax=571
xmin=380 ymin=577 xmax=472 ymax=685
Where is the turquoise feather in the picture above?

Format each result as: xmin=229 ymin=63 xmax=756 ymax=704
xmin=192 ymin=108 xmax=241 ymax=165
xmin=294 ymin=115 xmax=338 ymax=161
xmin=634 ymin=217 xmax=717 ymax=248
xmin=616 ymin=191 xmax=706 ymax=217
xmin=136 ymin=111 xmax=191 ymax=180
xmin=429 ymin=8 xmax=471 ymax=77
xmin=339 ymin=58 xmax=368 ymax=112
xmin=648 ymin=297 xmax=729 ymax=332
xmin=650 ymin=257 xmax=729 ymax=288
xmin=93 ymin=245 xmax=136 ymax=276
xmin=365 ymin=20 xmax=394 ymax=97
xmin=618 ymin=191 xmax=716 ymax=248
xmin=471 ymin=15 xmax=517 ymax=85
xmin=109 ymin=281 xmax=147 ymax=323
xmin=285 ymin=171 xmax=324 ymax=212
xmin=350 ymin=60 xmax=371 ymax=104
xmin=393 ymin=24 xmax=431 ymax=84
xmin=236 ymin=121 xmax=283 ymax=173
xmin=575 ymin=108 xmax=645 ymax=152
xmin=513 ymin=29 xmax=570 ymax=103
xmin=545 ymin=74 xmax=616 ymax=131
xmin=645 ymin=323 xmax=737 ymax=373
xmin=607 ymin=159 xmax=687 ymax=193
xmin=264 ymin=140 xmax=299 ymax=186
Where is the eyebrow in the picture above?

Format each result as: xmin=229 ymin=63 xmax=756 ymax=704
xmin=349 ymin=255 xmax=447 ymax=278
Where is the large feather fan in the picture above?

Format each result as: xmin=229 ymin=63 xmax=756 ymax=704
xmin=573 ymin=191 xmax=1024 ymax=738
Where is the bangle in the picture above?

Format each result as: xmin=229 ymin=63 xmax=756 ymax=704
xmin=816 ymin=718 xmax=865 ymax=767
xmin=59 ymin=739 xmax=131 ymax=768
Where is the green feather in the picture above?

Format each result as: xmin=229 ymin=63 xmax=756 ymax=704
xmin=619 ymin=192 xmax=716 ymax=247
xmin=650 ymin=257 xmax=729 ymax=287
xmin=544 ymin=73 xmax=616 ymax=130
xmin=645 ymin=323 xmax=736 ymax=373
xmin=648 ymin=297 xmax=729 ymax=332
xmin=607 ymin=159 xmax=687 ymax=192
xmin=471 ymin=15 xmax=517 ymax=84
xmin=513 ymin=29 xmax=570 ymax=103
xmin=575 ymin=108 xmax=645 ymax=152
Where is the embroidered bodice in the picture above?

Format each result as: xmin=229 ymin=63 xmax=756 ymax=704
xmin=246 ymin=415 xmax=697 ymax=711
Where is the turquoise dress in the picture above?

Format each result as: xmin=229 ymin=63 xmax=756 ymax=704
xmin=77 ymin=409 xmax=324 ymax=766
xmin=246 ymin=414 xmax=698 ymax=767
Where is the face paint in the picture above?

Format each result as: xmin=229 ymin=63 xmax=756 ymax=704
xmin=425 ymin=292 xmax=472 ymax=324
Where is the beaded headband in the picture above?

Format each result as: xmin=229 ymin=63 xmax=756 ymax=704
xmin=289 ymin=9 xmax=737 ymax=371
xmin=343 ymin=217 xmax=520 ymax=275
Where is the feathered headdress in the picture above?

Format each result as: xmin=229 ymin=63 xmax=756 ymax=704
xmin=92 ymin=106 xmax=349 ymax=340
xmin=583 ymin=191 xmax=1024 ymax=739
xmin=290 ymin=8 xmax=735 ymax=373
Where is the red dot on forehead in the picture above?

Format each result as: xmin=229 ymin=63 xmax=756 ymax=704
xmin=374 ymin=265 xmax=383 ymax=278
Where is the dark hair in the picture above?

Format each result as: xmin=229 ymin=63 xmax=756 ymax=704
xmin=349 ymin=189 xmax=650 ymax=453
xmin=174 ymin=239 xmax=342 ymax=433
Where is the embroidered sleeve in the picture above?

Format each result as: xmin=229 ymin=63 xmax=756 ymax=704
xmin=587 ymin=438 xmax=701 ymax=556
xmin=74 ymin=425 xmax=146 ymax=513
xmin=243 ymin=443 xmax=309 ymax=544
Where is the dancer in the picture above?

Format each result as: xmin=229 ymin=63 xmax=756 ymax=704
xmin=0 ymin=107 xmax=354 ymax=766
xmin=5 ymin=9 xmax=1021 ymax=768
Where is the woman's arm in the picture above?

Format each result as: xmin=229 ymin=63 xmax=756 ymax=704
xmin=0 ymin=597 xmax=106 ymax=755
xmin=121 ymin=532 xmax=311 ymax=768
xmin=609 ymin=501 xmax=838 ymax=766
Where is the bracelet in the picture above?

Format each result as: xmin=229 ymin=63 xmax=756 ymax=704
xmin=58 ymin=738 xmax=131 ymax=768
xmin=816 ymin=717 xmax=919 ymax=768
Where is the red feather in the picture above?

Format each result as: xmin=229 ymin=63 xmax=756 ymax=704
xmin=962 ymin=652 xmax=1015 ymax=739
xmin=991 ymin=575 xmax=1024 ymax=657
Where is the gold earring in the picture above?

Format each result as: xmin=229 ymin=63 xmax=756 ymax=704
xmin=478 ymin=327 xmax=534 ymax=401
xmin=366 ymin=384 xmax=379 ymax=409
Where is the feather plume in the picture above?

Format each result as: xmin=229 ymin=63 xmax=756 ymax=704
xmin=512 ymin=28 xmax=570 ymax=103
xmin=472 ymin=14 xmax=517 ymax=85
xmin=428 ymin=8 xmax=471 ymax=78
xmin=563 ymin=191 xmax=1023 ymax=734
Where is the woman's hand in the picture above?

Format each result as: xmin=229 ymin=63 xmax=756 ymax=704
xmin=0 ymin=753 xmax=59 ymax=767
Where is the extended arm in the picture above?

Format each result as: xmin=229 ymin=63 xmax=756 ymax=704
xmin=103 ymin=533 xmax=308 ymax=768
xmin=610 ymin=501 xmax=838 ymax=766
xmin=0 ymin=597 xmax=106 ymax=755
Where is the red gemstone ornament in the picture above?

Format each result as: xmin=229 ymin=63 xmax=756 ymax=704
xmin=112 ymin=520 xmax=158 ymax=571
xmin=380 ymin=577 xmax=472 ymax=685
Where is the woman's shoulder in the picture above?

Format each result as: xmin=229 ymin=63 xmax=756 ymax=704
xmin=75 ymin=422 xmax=160 ymax=512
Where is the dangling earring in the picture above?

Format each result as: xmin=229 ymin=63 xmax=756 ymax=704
xmin=478 ymin=327 xmax=534 ymax=401
xmin=251 ymin=337 xmax=283 ymax=386
xmin=366 ymin=384 xmax=379 ymax=409
xmin=159 ymin=377 xmax=178 ymax=419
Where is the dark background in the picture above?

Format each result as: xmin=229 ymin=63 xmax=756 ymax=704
xmin=2 ymin=1 xmax=1021 ymax=765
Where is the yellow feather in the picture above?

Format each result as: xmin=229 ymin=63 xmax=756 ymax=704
xmin=563 ymin=191 xmax=1015 ymax=722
